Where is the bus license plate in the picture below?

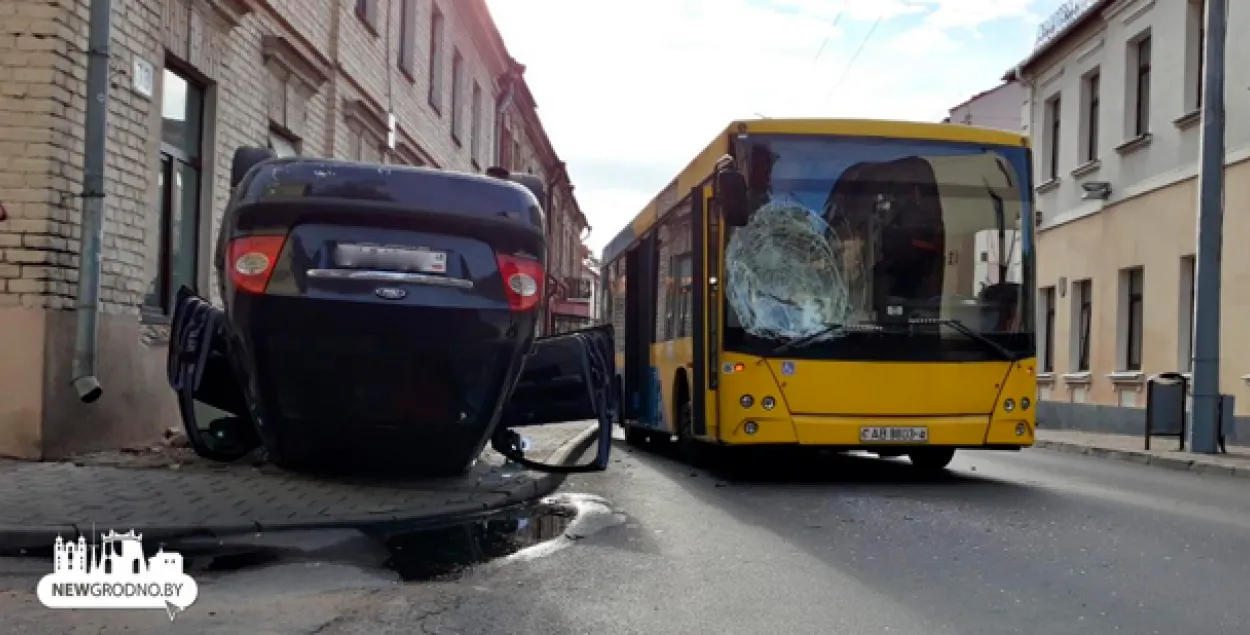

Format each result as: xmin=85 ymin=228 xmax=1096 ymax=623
xmin=860 ymin=426 xmax=929 ymax=443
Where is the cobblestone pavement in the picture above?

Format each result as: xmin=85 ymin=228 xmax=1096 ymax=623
xmin=1035 ymin=427 xmax=1250 ymax=478
xmin=0 ymin=421 xmax=598 ymax=550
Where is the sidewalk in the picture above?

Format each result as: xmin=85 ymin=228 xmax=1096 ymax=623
xmin=1034 ymin=428 xmax=1250 ymax=479
xmin=0 ymin=421 xmax=599 ymax=552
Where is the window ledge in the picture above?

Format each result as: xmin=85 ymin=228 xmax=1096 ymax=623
xmin=1107 ymin=371 xmax=1145 ymax=386
xmin=1070 ymin=159 xmax=1101 ymax=179
xmin=1173 ymin=110 xmax=1201 ymax=130
xmin=206 ymin=0 xmax=254 ymax=27
xmin=1037 ymin=372 xmax=1056 ymax=384
xmin=1035 ymin=177 xmax=1061 ymax=194
xmin=1062 ymin=372 xmax=1092 ymax=385
xmin=1114 ymin=133 xmax=1153 ymax=155
xmin=1240 ymin=374 xmax=1250 ymax=384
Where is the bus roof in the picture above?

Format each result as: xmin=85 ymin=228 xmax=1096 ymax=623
xmin=600 ymin=118 xmax=1030 ymax=266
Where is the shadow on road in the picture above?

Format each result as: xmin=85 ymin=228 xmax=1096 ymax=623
xmin=615 ymin=436 xmax=1038 ymax=503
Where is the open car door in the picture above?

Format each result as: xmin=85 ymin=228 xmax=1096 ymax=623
xmin=494 ymin=324 xmax=617 ymax=473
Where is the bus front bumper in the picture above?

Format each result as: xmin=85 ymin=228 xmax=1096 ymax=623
xmin=719 ymin=414 xmax=1035 ymax=448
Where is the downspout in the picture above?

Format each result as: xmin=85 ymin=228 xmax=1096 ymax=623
xmin=544 ymin=161 xmax=568 ymax=334
xmin=323 ymin=0 xmax=344 ymax=156
xmin=70 ymin=0 xmax=112 ymax=402
xmin=494 ymin=67 xmax=519 ymax=166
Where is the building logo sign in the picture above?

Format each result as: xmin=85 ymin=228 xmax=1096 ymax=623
xmin=36 ymin=530 xmax=199 ymax=621
xmin=1035 ymin=0 xmax=1097 ymax=48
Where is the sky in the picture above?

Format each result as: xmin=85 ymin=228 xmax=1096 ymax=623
xmin=486 ymin=0 xmax=1069 ymax=256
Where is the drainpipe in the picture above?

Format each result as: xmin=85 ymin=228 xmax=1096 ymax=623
xmin=494 ymin=66 xmax=520 ymax=167
xmin=70 ymin=0 xmax=112 ymax=403
xmin=544 ymin=161 xmax=568 ymax=334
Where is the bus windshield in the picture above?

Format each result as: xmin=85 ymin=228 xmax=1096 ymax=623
xmin=722 ymin=133 xmax=1034 ymax=362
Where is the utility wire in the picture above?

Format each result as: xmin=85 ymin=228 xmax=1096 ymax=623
xmin=829 ymin=14 xmax=883 ymax=93
xmin=812 ymin=0 xmax=851 ymax=62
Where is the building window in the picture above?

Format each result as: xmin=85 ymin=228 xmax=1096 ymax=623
xmin=1082 ymin=71 xmax=1100 ymax=162
xmin=428 ymin=5 xmax=444 ymax=111
xmin=398 ymin=0 xmax=416 ymax=76
xmin=512 ymin=139 xmax=521 ymax=172
xmin=1120 ymin=267 xmax=1144 ymax=371
xmin=1041 ymin=287 xmax=1056 ymax=373
xmin=268 ymin=128 xmax=299 ymax=157
xmin=1071 ymin=279 xmax=1092 ymax=372
xmin=146 ymin=67 xmax=205 ymax=314
xmin=1179 ymin=255 xmax=1196 ymax=371
xmin=450 ymin=49 xmax=463 ymax=143
xmin=470 ymin=81 xmax=482 ymax=164
xmin=1188 ymin=0 xmax=1206 ymax=111
xmin=1045 ymin=94 xmax=1061 ymax=179
xmin=1132 ymin=35 xmax=1152 ymax=136
xmin=354 ymin=0 xmax=378 ymax=31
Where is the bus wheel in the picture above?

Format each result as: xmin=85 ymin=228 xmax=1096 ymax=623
xmin=908 ymin=447 xmax=956 ymax=472
xmin=624 ymin=425 xmax=650 ymax=447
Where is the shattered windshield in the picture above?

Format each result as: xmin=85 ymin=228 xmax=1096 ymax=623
xmin=722 ymin=134 xmax=1034 ymax=362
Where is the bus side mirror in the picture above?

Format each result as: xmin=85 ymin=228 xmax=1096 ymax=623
xmin=715 ymin=168 xmax=750 ymax=227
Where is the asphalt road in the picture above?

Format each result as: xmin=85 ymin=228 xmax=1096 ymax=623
xmin=2 ymin=436 xmax=1249 ymax=634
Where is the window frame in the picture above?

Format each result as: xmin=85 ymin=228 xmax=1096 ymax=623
xmin=1124 ymin=268 xmax=1144 ymax=371
xmin=1084 ymin=72 xmax=1100 ymax=162
xmin=146 ymin=66 xmax=206 ymax=317
xmin=1134 ymin=36 xmax=1152 ymax=136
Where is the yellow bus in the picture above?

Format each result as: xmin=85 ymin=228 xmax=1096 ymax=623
xmin=599 ymin=118 xmax=1037 ymax=471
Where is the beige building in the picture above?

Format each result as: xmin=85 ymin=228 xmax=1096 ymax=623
xmin=1010 ymin=0 xmax=1249 ymax=439
xmin=0 ymin=0 xmax=586 ymax=459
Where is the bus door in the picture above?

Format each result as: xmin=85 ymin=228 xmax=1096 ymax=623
xmin=690 ymin=185 xmax=722 ymax=439
xmin=623 ymin=232 xmax=659 ymax=425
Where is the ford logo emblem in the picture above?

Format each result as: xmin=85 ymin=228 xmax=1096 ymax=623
xmin=375 ymin=287 xmax=406 ymax=300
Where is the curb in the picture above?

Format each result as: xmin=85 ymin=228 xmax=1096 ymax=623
xmin=0 ymin=424 xmax=601 ymax=554
xmin=1034 ymin=439 xmax=1249 ymax=479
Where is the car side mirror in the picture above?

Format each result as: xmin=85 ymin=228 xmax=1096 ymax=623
xmin=715 ymin=168 xmax=750 ymax=226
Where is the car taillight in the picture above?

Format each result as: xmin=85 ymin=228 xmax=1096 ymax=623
xmin=495 ymin=253 xmax=544 ymax=312
xmin=228 ymin=235 xmax=286 ymax=294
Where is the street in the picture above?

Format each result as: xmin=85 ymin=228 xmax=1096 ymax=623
xmin=2 ymin=434 xmax=1249 ymax=634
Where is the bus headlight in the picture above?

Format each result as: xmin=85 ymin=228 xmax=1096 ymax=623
xmin=744 ymin=421 xmax=759 ymax=435
xmin=761 ymin=396 xmax=776 ymax=410
xmin=1020 ymin=396 xmax=1031 ymax=410
xmin=1003 ymin=398 xmax=1015 ymax=412
xmin=1015 ymin=422 xmax=1028 ymax=436
xmin=740 ymin=394 xmax=754 ymax=408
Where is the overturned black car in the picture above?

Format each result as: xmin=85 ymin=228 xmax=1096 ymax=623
xmin=166 ymin=148 xmax=614 ymax=477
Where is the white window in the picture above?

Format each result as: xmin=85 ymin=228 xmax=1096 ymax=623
xmin=1081 ymin=70 xmax=1100 ymax=162
xmin=1185 ymin=0 xmax=1206 ymax=112
xmin=1117 ymin=267 xmax=1144 ymax=372
xmin=1040 ymin=287 xmax=1056 ymax=373
xmin=1179 ymin=255 xmax=1196 ymax=371
xmin=1128 ymin=33 xmax=1152 ymax=137
xmin=1044 ymin=94 xmax=1061 ymax=179
xmin=1070 ymin=279 xmax=1092 ymax=372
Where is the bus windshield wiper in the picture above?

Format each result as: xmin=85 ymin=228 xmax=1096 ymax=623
xmin=769 ymin=322 xmax=885 ymax=356
xmin=918 ymin=318 xmax=1018 ymax=361
xmin=769 ymin=323 xmax=846 ymax=357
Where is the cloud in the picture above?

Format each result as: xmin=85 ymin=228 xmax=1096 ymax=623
xmin=487 ymin=0 xmax=1059 ymax=253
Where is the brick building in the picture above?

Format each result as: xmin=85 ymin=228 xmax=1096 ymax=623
xmin=0 ymin=0 xmax=587 ymax=459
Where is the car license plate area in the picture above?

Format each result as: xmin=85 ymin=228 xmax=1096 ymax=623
xmin=859 ymin=426 xmax=929 ymax=443
xmin=333 ymin=243 xmax=447 ymax=274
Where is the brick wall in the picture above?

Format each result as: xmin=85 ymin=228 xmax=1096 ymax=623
xmin=0 ymin=0 xmax=586 ymax=459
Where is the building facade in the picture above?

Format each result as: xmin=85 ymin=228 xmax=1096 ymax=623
xmin=944 ymin=80 xmax=1026 ymax=132
xmin=1010 ymin=0 xmax=1250 ymax=438
xmin=0 ymin=0 xmax=586 ymax=459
